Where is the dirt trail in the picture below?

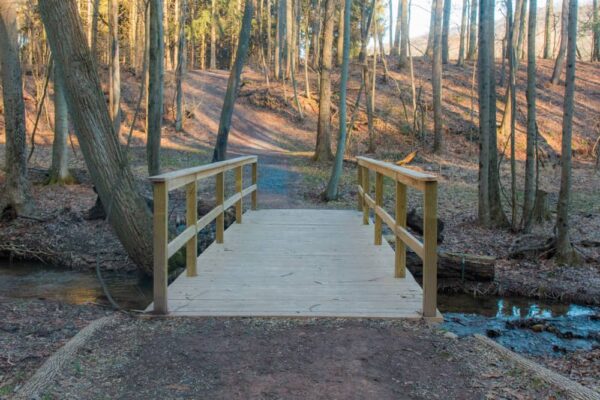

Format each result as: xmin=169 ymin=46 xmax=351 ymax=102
xmin=175 ymin=70 xmax=315 ymax=209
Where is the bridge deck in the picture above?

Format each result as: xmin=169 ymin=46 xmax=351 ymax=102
xmin=155 ymin=209 xmax=440 ymax=320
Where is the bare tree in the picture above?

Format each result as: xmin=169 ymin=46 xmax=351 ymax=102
xmin=39 ymin=0 xmax=154 ymax=272
xmin=457 ymin=0 xmax=469 ymax=66
xmin=543 ymin=0 xmax=554 ymax=59
xmin=49 ymin=65 xmax=74 ymax=184
xmin=593 ymin=0 xmax=599 ymax=61
xmin=212 ymin=0 xmax=254 ymax=161
xmin=551 ymin=0 xmax=569 ymax=84
xmin=399 ymin=0 xmax=408 ymax=67
xmin=556 ymin=0 xmax=579 ymax=264
xmin=210 ymin=0 xmax=217 ymax=69
xmin=147 ymin=0 xmax=164 ymax=175
xmin=467 ymin=0 xmax=477 ymax=60
xmin=109 ymin=0 xmax=121 ymax=134
xmin=432 ymin=0 xmax=443 ymax=152
xmin=314 ymin=0 xmax=335 ymax=161
xmin=175 ymin=0 xmax=187 ymax=132
xmin=0 ymin=0 xmax=31 ymax=215
xmin=441 ymin=0 xmax=451 ymax=64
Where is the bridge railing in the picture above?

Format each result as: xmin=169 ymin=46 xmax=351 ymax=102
xmin=356 ymin=156 xmax=438 ymax=319
xmin=149 ymin=155 xmax=258 ymax=314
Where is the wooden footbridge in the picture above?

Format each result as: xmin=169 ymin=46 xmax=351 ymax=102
xmin=148 ymin=156 xmax=441 ymax=321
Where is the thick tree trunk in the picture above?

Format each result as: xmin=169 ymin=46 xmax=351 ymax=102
xmin=109 ymin=0 xmax=121 ymax=136
xmin=285 ymin=0 xmax=293 ymax=78
xmin=0 ymin=0 xmax=31 ymax=215
xmin=49 ymin=65 xmax=73 ymax=185
xmin=146 ymin=0 xmax=164 ymax=176
xmin=593 ymin=0 xmax=599 ymax=61
xmin=555 ymin=0 xmax=578 ymax=264
xmin=467 ymin=0 xmax=477 ymax=60
xmin=393 ymin=0 xmax=401 ymax=56
xmin=522 ymin=0 xmax=537 ymax=232
xmin=457 ymin=0 xmax=468 ymax=66
xmin=39 ymin=0 xmax=154 ymax=273
xmin=90 ymin=0 xmax=99 ymax=60
xmin=432 ymin=0 xmax=444 ymax=153
xmin=210 ymin=0 xmax=217 ymax=69
xmin=441 ymin=0 xmax=451 ymax=64
xmin=277 ymin=0 xmax=287 ymax=79
xmin=310 ymin=0 xmax=321 ymax=68
xmin=518 ymin=0 xmax=528 ymax=60
xmin=337 ymin=0 xmax=344 ymax=66
xmin=551 ymin=0 xmax=569 ymax=84
xmin=425 ymin=0 xmax=436 ymax=58
xmin=175 ymin=0 xmax=186 ymax=132
xmin=314 ymin=0 xmax=335 ymax=161
xmin=399 ymin=0 xmax=408 ymax=67
xmin=324 ymin=0 xmax=351 ymax=200
xmin=477 ymin=0 xmax=491 ymax=226
xmin=543 ymin=0 xmax=554 ymax=59
xmin=212 ymin=0 xmax=254 ymax=161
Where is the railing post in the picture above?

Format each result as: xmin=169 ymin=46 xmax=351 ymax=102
xmin=362 ymin=168 xmax=370 ymax=225
xmin=357 ymin=165 xmax=363 ymax=211
xmin=422 ymin=181 xmax=438 ymax=318
xmin=251 ymin=162 xmax=258 ymax=210
xmin=374 ymin=172 xmax=383 ymax=245
xmin=395 ymin=181 xmax=407 ymax=278
xmin=185 ymin=180 xmax=198 ymax=277
xmin=153 ymin=182 xmax=169 ymax=314
xmin=235 ymin=165 xmax=243 ymax=223
xmin=216 ymin=171 xmax=224 ymax=243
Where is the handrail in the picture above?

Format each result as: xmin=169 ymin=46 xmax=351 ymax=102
xmin=150 ymin=155 xmax=258 ymax=314
xmin=356 ymin=156 xmax=439 ymax=319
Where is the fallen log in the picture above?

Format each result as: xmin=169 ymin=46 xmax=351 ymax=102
xmin=407 ymin=209 xmax=445 ymax=243
xmin=406 ymin=250 xmax=495 ymax=281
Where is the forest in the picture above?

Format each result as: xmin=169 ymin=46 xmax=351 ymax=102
xmin=0 ymin=0 xmax=599 ymax=398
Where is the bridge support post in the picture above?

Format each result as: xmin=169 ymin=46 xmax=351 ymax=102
xmin=422 ymin=181 xmax=438 ymax=318
xmin=395 ymin=181 xmax=407 ymax=278
xmin=216 ymin=172 xmax=224 ymax=243
xmin=374 ymin=172 xmax=383 ymax=245
xmin=362 ymin=168 xmax=370 ymax=225
xmin=235 ymin=166 xmax=243 ymax=223
xmin=357 ymin=166 xmax=363 ymax=211
xmin=251 ymin=162 xmax=258 ymax=210
xmin=186 ymin=181 xmax=198 ymax=277
xmin=153 ymin=181 xmax=169 ymax=314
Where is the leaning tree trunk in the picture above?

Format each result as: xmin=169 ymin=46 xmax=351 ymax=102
xmin=39 ymin=0 xmax=154 ymax=273
xmin=109 ymin=0 xmax=121 ymax=135
xmin=522 ymin=0 xmax=537 ymax=233
xmin=49 ymin=65 xmax=74 ymax=185
xmin=0 ymin=0 xmax=31 ymax=215
xmin=551 ymin=0 xmax=569 ymax=84
xmin=457 ymin=0 xmax=468 ymax=66
xmin=555 ymin=0 xmax=579 ymax=264
xmin=441 ymin=0 xmax=451 ymax=64
xmin=175 ymin=0 xmax=186 ymax=132
xmin=432 ymin=0 xmax=444 ymax=153
xmin=543 ymin=0 xmax=554 ymax=59
xmin=147 ymin=0 xmax=164 ymax=176
xmin=467 ymin=0 xmax=478 ymax=60
xmin=314 ymin=0 xmax=335 ymax=162
xmin=212 ymin=0 xmax=254 ymax=161
xmin=399 ymin=0 xmax=408 ymax=67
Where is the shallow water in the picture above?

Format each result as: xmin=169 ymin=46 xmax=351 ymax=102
xmin=439 ymin=293 xmax=600 ymax=355
xmin=0 ymin=261 xmax=152 ymax=310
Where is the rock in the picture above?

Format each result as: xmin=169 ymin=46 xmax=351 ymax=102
xmin=531 ymin=324 xmax=545 ymax=333
xmin=486 ymin=329 xmax=501 ymax=338
xmin=443 ymin=331 xmax=458 ymax=340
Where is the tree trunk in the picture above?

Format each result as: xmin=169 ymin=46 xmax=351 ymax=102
xmin=324 ymin=0 xmax=351 ymax=200
xmin=543 ymin=0 xmax=554 ymax=59
xmin=39 ymin=0 xmax=154 ymax=273
xmin=467 ymin=0 xmax=477 ymax=60
xmin=175 ymin=0 xmax=186 ymax=132
xmin=90 ymin=0 xmax=99 ymax=60
xmin=393 ymin=0 xmax=401 ymax=56
xmin=399 ymin=0 xmax=408 ymax=67
xmin=551 ymin=0 xmax=569 ymax=84
xmin=212 ymin=0 xmax=254 ymax=161
xmin=210 ymin=0 xmax=217 ymax=69
xmin=441 ymin=0 xmax=451 ymax=64
xmin=285 ymin=0 xmax=293 ymax=78
xmin=337 ymin=0 xmax=344 ymax=66
xmin=277 ymin=0 xmax=286 ymax=79
xmin=555 ymin=0 xmax=578 ymax=264
xmin=522 ymin=0 xmax=537 ymax=232
xmin=147 ymin=0 xmax=164 ymax=175
xmin=310 ymin=0 xmax=321 ymax=68
xmin=314 ymin=0 xmax=335 ymax=161
xmin=593 ymin=0 xmax=599 ymax=61
xmin=0 ymin=0 xmax=31 ymax=215
xmin=109 ymin=0 xmax=121 ymax=136
xmin=425 ymin=0 xmax=436 ymax=58
xmin=457 ymin=0 xmax=468 ymax=66
xmin=388 ymin=0 xmax=393 ymax=55
xmin=477 ymin=0 xmax=491 ymax=226
xmin=406 ymin=251 xmax=495 ymax=281
xmin=432 ymin=0 xmax=443 ymax=153
xmin=518 ymin=2 xmax=528 ymax=60
xmin=49 ymin=65 xmax=74 ymax=185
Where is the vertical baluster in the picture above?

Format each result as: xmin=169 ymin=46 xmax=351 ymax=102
xmin=362 ymin=168 xmax=370 ymax=225
xmin=395 ymin=181 xmax=407 ymax=278
xmin=374 ymin=172 xmax=383 ymax=245
xmin=153 ymin=182 xmax=169 ymax=314
xmin=216 ymin=172 xmax=224 ymax=243
xmin=235 ymin=166 xmax=243 ymax=223
xmin=422 ymin=181 xmax=438 ymax=318
xmin=186 ymin=180 xmax=198 ymax=277
xmin=357 ymin=165 xmax=363 ymax=211
xmin=251 ymin=162 xmax=258 ymax=210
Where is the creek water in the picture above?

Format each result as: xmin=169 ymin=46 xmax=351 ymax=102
xmin=1 ymin=261 xmax=598 ymax=356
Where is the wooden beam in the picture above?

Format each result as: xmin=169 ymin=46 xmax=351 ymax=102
xmin=395 ymin=182 xmax=407 ymax=278
xmin=422 ymin=181 xmax=438 ymax=318
xmin=374 ymin=172 xmax=383 ymax=245
xmin=216 ymin=172 xmax=224 ymax=244
xmin=235 ymin=165 xmax=243 ymax=223
xmin=186 ymin=181 xmax=198 ymax=277
xmin=153 ymin=182 xmax=169 ymax=314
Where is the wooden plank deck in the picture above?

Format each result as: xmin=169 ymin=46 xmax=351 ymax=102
xmin=149 ymin=209 xmax=441 ymax=320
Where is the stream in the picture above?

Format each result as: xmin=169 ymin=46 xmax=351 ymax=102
xmin=1 ymin=261 xmax=598 ymax=356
